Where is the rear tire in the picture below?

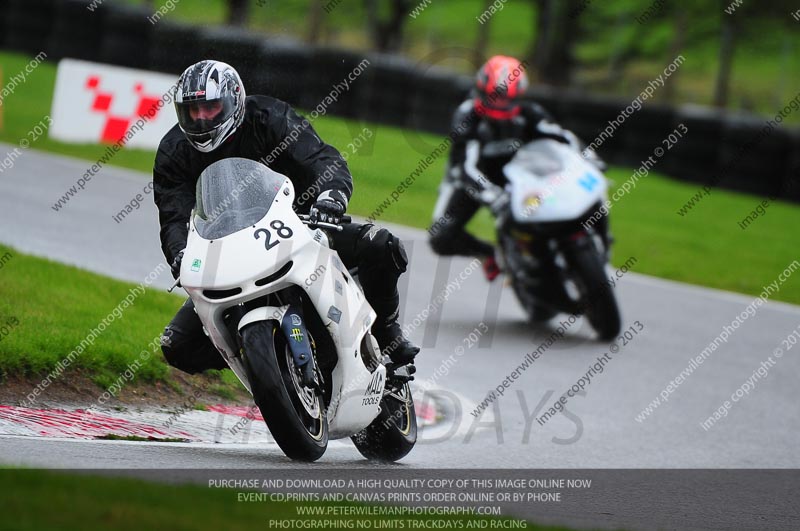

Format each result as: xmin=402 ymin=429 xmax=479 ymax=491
xmin=351 ymin=382 xmax=417 ymax=462
xmin=564 ymin=240 xmax=621 ymax=341
xmin=241 ymin=320 xmax=328 ymax=462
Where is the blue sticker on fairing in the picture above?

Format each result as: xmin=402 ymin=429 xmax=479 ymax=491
xmin=578 ymin=172 xmax=600 ymax=192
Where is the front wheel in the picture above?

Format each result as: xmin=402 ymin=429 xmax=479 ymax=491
xmin=563 ymin=240 xmax=621 ymax=341
xmin=510 ymin=278 xmax=558 ymax=323
xmin=241 ymin=320 xmax=328 ymax=461
xmin=351 ymin=382 xmax=417 ymax=462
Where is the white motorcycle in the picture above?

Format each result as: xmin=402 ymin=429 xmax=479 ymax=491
xmin=486 ymin=139 xmax=621 ymax=339
xmin=176 ymin=157 xmax=416 ymax=462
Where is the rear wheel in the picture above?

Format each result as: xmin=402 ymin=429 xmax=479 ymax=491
xmin=240 ymin=320 xmax=328 ymax=461
xmin=351 ymin=382 xmax=417 ymax=462
xmin=563 ymin=240 xmax=621 ymax=340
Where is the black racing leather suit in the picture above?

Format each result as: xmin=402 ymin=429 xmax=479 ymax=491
xmin=154 ymin=95 xmax=409 ymax=373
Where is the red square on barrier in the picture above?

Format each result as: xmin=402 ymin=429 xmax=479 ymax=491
xmin=92 ymin=93 xmax=113 ymax=112
xmin=101 ymin=117 xmax=130 ymax=144
xmin=136 ymin=97 xmax=162 ymax=119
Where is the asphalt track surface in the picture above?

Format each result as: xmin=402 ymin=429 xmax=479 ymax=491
xmin=1 ymin=144 xmax=799 ymax=530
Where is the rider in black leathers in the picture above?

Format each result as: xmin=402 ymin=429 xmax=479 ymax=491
xmin=155 ymin=60 xmax=419 ymax=376
xmin=429 ymin=55 xmax=608 ymax=280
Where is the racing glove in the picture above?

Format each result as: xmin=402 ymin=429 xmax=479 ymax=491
xmin=170 ymin=249 xmax=184 ymax=280
xmin=489 ymin=192 xmax=511 ymax=217
xmin=309 ymin=190 xmax=348 ymax=225
xmin=477 ymin=184 xmax=510 ymax=216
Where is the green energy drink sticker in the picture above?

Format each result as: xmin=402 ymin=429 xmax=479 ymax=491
xmin=290 ymin=328 xmax=304 ymax=342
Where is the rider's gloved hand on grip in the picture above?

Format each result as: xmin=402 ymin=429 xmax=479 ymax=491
xmin=309 ymin=190 xmax=347 ymax=225
xmin=489 ymin=193 xmax=510 ymax=216
xmin=476 ymin=183 xmax=501 ymax=204
xmin=479 ymin=185 xmax=509 ymax=216
xmin=170 ymin=250 xmax=184 ymax=280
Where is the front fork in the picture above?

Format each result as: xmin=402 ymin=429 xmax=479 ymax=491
xmin=278 ymin=290 xmax=319 ymax=390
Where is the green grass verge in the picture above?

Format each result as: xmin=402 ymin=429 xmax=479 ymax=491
xmin=0 ymin=469 xmax=568 ymax=531
xmin=2 ymin=49 xmax=799 ymax=310
xmin=0 ymin=242 xmax=172 ymax=383
xmin=0 ymin=242 xmax=240 ymax=391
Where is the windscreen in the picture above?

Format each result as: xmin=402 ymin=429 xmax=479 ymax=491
xmin=511 ymin=141 xmax=565 ymax=177
xmin=194 ymin=158 xmax=284 ymax=240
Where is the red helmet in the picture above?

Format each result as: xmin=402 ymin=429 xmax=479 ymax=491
xmin=474 ymin=55 xmax=529 ymax=120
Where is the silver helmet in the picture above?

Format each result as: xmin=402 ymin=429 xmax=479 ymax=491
xmin=174 ymin=60 xmax=246 ymax=152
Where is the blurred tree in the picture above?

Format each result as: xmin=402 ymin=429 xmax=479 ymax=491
xmin=473 ymin=0 xmax=494 ymax=66
xmin=605 ymin=12 xmax=647 ymax=87
xmin=227 ymin=0 xmax=249 ymax=27
xmin=529 ymin=0 xmax=581 ymax=86
xmin=713 ymin=3 xmax=737 ymax=108
xmin=709 ymin=0 xmax=792 ymax=108
xmin=307 ymin=0 xmax=325 ymax=45
xmin=365 ymin=0 xmax=412 ymax=52
xmin=663 ymin=9 xmax=687 ymax=103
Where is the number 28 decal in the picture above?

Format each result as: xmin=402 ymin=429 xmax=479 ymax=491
xmin=254 ymin=220 xmax=293 ymax=250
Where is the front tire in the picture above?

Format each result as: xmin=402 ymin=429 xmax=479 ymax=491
xmin=511 ymin=278 xmax=558 ymax=323
xmin=564 ymin=239 xmax=621 ymax=341
xmin=351 ymin=382 xmax=417 ymax=462
xmin=241 ymin=320 xmax=328 ymax=461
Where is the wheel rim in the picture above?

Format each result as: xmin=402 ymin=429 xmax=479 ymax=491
xmin=385 ymin=384 xmax=412 ymax=436
xmin=284 ymin=346 xmax=320 ymax=417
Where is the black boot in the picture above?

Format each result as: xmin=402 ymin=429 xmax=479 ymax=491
xmin=373 ymin=319 xmax=420 ymax=366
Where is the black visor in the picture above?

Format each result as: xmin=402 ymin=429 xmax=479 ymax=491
xmin=482 ymin=91 xmax=516 ymax=111
xmin=175 ymin=96 xmax=236 ymax=135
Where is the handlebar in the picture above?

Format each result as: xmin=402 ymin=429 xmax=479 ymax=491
xmin=297 ymin=214 xmax=351 ymax=232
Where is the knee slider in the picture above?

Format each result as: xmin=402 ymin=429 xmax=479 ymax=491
xmin=160 ymin=325 xmax=211 ymax=374
xmin=160 ymin=326 xmax=182 ymax=368
xmin=388 ymin=234 xmax=408 ymax=274
xmin=358 ymin=225 xmax=408 ymax=275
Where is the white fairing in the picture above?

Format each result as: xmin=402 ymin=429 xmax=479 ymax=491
xmin=504 ymin=139 xmax=608 ymax=224
xmin=180 ymin=160 xmax=383 ymax=439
